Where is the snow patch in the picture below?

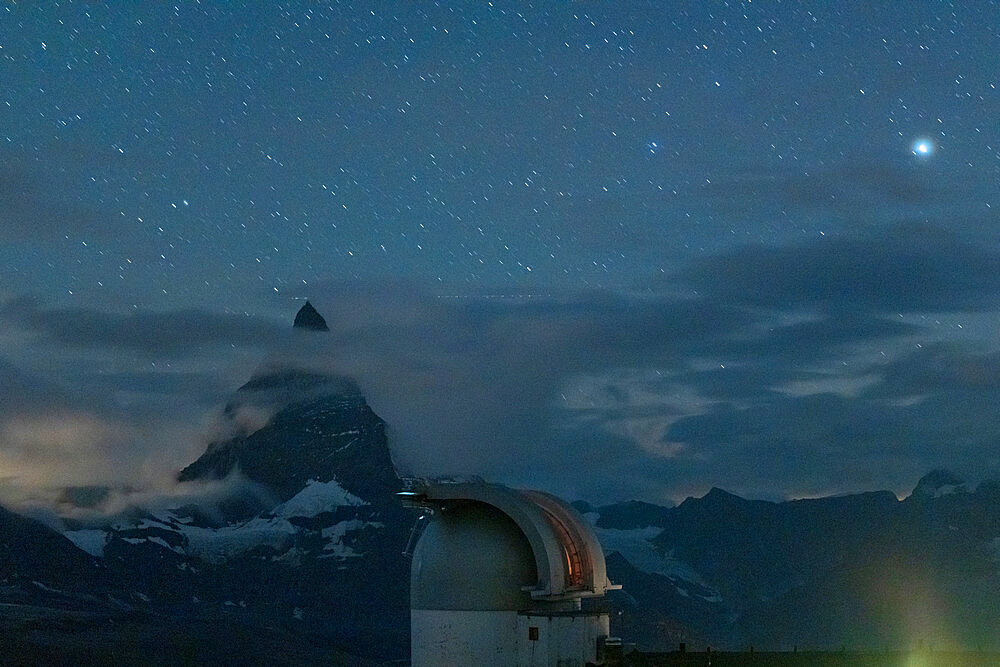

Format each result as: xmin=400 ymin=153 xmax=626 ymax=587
xmin=271 ymin=478 xmax=365 ymax=519
xmin=593 ymin=526 xmax=705 ymax=584
xmin=319 ymin=519 xmax=369 ymax=558
xmin=64 ymin=529 xmax=109 ymax=557
xmin=56 ymin=480 xmax=381 ymax=566
xmin=32 ymin=581 xmax=61 ymax=593
xmin=589 ymin=523 xmax=721 ymax=602
xmin=179 ymin=513 xmax=378 ymax=563
xmin=180 ymin=517 xmax=298 ymax=563
xmin=930 ymin=484 xmax=961 ymax=498
xmin=148 ymin=536 xmax=185 ymax=554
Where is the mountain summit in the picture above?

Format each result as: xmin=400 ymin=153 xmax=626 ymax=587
xmin=178 ymin=300 xmax=397 ymax=504
xmin=292 ymin=300 xmax=329 ymax=331
xmin=176 ymin=369 xmax=398 ymax=503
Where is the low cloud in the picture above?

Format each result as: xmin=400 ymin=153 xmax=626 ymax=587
xmin=861 ymin=344 xmax=1000 ymax=397
xmin=11 ymin=472 xmax=278 ymax=532
xmin=6 ymin=219 xmax=1000 ymax=507
xmin=0 ymin=351 xmax=244 ymax=509
xmin=0 ymin=412 xmax=130 ymax=488
xmin=269 ymin=287 xmax=748 ymax=493
xmin=1 ymin=297 xmax=288 ymax=356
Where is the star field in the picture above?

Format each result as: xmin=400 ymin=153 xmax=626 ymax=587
xmin=3 ymin=2 xmax=996 ymax=309
xmin=2 ymin=2 xmax=1000 ymax=502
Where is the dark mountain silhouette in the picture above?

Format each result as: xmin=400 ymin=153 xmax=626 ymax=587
xmin=177 ymin=371 xmax=398 ymax=505
xmin=292 ymin=300 xmax=329 ymax=331
xmin=589 ymin=470 xmax=1000 ymax=651
xmin=0 ymin=505 xmax=108 ymax=593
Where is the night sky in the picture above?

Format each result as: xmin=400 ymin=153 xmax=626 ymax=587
xmin=2 ymin=2 xmax=999 ymax=507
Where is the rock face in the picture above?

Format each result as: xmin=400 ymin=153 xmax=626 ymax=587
xmin=292 ymin=300 xmax=329 ymax=331
xmin=162 ymin=328 xmax=410 ymax=654
xmin=142 ymin=304 xmax=409 ymax=657
xmin=0 ymin=505 xmax=109 ymax=596
xmin=177 ymin=371 xmax=399 ymax=505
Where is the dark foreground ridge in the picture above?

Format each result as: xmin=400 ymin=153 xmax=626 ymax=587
xmin=613 ymin=649 xmax=1000 ymax=667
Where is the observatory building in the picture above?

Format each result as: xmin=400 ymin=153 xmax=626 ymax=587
xmin=400 ymin=482 xmax=620 ymax=666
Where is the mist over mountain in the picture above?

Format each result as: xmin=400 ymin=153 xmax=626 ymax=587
xmin=4 ymin=302 xmax=1000 ymax=662
xmin=177 ymin=369 xmax=398 ymax=511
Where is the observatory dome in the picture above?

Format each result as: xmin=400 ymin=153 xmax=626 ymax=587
xmin=402 ymin=482 xmax=619 ymax=666
xmin=411 ymin=501 xmax=536 ymax=611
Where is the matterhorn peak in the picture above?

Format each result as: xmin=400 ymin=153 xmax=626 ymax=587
xmin=293 ymin=300 xmax=329 ymax=331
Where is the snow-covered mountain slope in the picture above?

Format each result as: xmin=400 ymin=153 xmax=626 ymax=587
xmin=64 ymin=476 xmax=376 ymax=563
xmin=50 ymin=302 xmax=412 ymax=660
xmin=177 ymin=372 xmax=399 ymax=507
xmin=579 ymin=501 xmax=731 ymax=650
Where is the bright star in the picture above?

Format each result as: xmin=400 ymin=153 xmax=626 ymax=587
xmin=912 ymin=139 xmax=934 ymax=157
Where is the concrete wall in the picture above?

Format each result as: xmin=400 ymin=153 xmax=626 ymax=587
xmin=516 ymin=613 xmax=609 ymax=667
xmin=412 ymin=609 xmax=519 ymax=666
xmin=412 ymin=608 xmax=610 ymax=667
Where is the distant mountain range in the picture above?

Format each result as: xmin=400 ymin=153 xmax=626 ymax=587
xmin=3 ymin=302 xmax=1000 ymax=661
xmin=586 ymin=471 xmax=1000 ymax=652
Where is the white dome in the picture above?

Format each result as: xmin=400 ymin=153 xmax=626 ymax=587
xmin=403 ymin=483 xmax=618 ymax=667
xmin=411 ymin=501 xmax=536 ymax=611
xmin=403 ymin=482 xmax=617 ymax=605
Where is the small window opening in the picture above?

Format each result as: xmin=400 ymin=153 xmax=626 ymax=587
xmin=528 ymin=626 xmax=539 ymax=641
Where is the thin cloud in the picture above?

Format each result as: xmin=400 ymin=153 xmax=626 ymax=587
xmin=2 ymin=297 xmax=289 ymax=355
xmin=681 ymin=223 xmax=1000 ymax=313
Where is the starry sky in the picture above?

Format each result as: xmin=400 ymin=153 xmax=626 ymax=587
xmin=2 ymin=2 xmax=1000 ymax=507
